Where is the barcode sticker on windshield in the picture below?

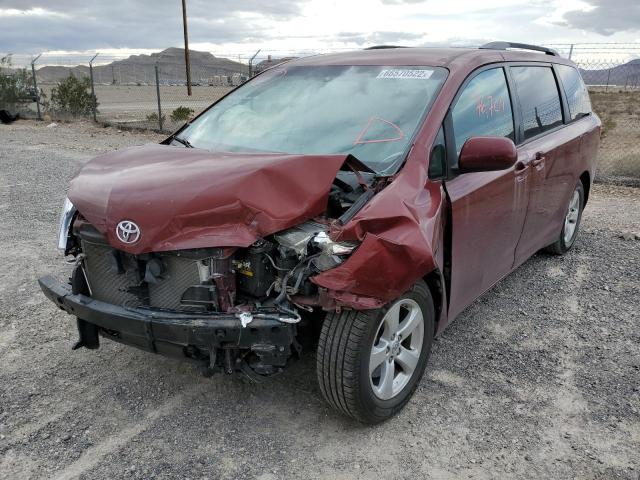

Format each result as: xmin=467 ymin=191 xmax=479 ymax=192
xmin=377 ymin=69 xmax=434 ymax=79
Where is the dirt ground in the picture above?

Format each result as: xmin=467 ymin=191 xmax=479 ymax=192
xmin=0 ymin=120 xmax=639 ymax=480
xmin=37 ymin=84 xmax=234 ymax=132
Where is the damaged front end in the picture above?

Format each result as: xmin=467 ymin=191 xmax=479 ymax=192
xmin=41 ymin=149 xmax=380 ymax=379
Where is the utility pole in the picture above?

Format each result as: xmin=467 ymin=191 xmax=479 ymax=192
xmin=89 ymin=53 xmax=99 ymax=122
xmin=181 ymin=0 xmax=192 ymax=95
xmin=155 ymin=63 xmax=163 ymax=131
xmin=31 ymin=53 xmax=42 ymax=121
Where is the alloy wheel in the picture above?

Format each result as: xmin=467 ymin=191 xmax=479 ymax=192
xmin=564 ymin=189 xmax=581 ymax=244
xmin=369 ymin=298 xmax=425 ymax=400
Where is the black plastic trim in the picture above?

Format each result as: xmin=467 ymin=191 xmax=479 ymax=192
xmin=480 ymin=42 xmax=559 ymax=57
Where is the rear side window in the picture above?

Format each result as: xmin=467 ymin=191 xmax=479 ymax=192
xmin=556 ymin=64 xmax=592 ymax=120
xmin=511 ymin=66 xmax=563 ymax=140
xmin=451 ymin=68 xmax=515 ymax=157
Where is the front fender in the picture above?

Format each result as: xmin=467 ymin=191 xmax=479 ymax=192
xmin=312 ymin=174 xmax=446 ymax=307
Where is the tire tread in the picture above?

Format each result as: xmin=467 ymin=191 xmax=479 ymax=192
xmin=316 ymin=282 xmax=434 ymax=423
xmin=317 ymin=309 xmax=374 ymax=422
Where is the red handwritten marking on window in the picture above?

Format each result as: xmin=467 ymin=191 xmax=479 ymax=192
xmin=353 ymin=116 xmax=406 ymax=145
xmin=476 ymin=96 xmax=506 ymax=118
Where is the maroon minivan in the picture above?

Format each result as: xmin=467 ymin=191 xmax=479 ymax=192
xmin=40 ymin=42 xmax=600 ymax=423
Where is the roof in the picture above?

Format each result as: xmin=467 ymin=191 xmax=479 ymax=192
xmin=286 ymin=47 xmax=575 ymax=71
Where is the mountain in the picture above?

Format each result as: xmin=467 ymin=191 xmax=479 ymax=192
xmin=36 ymin=47 xmax=248 ymax=84
xmin=580 ymin=59 xmax=640 ymax=87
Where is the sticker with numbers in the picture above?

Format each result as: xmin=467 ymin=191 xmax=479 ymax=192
xmin=376 ymin=69 xmax=434 ymax=79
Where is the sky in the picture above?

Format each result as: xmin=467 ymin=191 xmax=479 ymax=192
xmin=1 ymin=0 xmax=639 ymax=63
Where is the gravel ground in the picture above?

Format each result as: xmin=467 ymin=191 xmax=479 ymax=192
xmin=0 ymin=120 xmax=639 ymax=480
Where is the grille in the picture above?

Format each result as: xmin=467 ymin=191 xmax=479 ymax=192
xmin=81 ymin=240 xmax=201 ymax=310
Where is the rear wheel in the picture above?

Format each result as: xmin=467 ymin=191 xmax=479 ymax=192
xmin=544 ymin=180 xmax=585 ymax=255
xmin=316 ymin=281 xmax=435 ymax=423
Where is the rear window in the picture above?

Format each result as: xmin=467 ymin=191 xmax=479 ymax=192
xmin=511 ymin=66 xmax=563 ymax=141
xmin=556 ymin=64 xmax=592 ymax=121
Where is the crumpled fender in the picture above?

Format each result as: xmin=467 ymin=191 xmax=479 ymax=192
xmin=312 ymin=154 xmax=446 ymax=308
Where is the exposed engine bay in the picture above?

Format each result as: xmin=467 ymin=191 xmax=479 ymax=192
xmin=61 ymin=168 xmax=376 ymax=378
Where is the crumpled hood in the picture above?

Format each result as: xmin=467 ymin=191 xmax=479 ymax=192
xmin=68 ymin=144 xmax=348 ymax=254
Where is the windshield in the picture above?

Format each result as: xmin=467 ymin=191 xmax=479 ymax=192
xmin=177 ymin=65 xmax=447 ymax=174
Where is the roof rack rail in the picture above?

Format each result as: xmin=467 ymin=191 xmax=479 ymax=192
xmin=364 ymin=45 xmax=407 ymax=50
xmin=479 ymin=41 xmax=559 ymax=57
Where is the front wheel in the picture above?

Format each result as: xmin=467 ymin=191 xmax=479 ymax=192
xmin=316 ymin=281 xmax=435 ymax=423
xmin=544 ymin=180 xmax=585 ymax=255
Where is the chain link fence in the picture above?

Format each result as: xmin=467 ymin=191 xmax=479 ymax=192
xmin=92 ymin=66 xmax=240 ymax=132
xmin=2 ymin=44 xmax=639 ymax=184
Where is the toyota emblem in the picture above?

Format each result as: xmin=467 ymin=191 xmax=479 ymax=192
xmin=116 ymin=220 xmax=141 ymax=244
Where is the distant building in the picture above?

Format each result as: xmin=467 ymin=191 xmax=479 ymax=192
xmin=254 ymin=55 xmax=297 ymax=74
xmin=230 ymin=73 xmax=244 ymax=86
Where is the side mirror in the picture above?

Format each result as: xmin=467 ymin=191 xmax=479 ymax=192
xmin=458 ymin=136 xmax=517 ymax=173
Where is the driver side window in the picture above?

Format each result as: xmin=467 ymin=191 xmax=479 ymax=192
xmin=451 ymin=68 xmax=515 ymax=160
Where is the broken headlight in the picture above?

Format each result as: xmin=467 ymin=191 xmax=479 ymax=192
xmin=311 ymin=231 xmax=358 ymax=271
xmin=272 ymin=222 xmax=358 ymax=273
xmin=57 ymin=197 xmax=76 ymax=252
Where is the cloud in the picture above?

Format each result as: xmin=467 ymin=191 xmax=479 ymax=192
xmin=2 ymin=0 xmax=638 ymax=56
xmin=380 ymin=0 xmax=425 ymax=4
xmin=334 ymin=31 xmax=425 ymax=46
xmin=561 ymin=0 xmax=640 ymax=36
xmin=0 ymin=0 xmax=305 ymax=17
xmin=0 ymin=0 xmax=307 ymax=52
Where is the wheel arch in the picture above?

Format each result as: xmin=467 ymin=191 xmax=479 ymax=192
xmin=580 ymin=171 xmax=591 ymax=206
xmin=422 ymin=269 xmax=444 ymax=334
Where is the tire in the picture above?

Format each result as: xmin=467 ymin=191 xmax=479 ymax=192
xmin=544 ymin=180 xmax=585 ymax=255
xmin=316 ymin=281 xmax=435 ymax=423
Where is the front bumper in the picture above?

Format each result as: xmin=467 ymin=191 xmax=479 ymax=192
xmin=38 ymin=275 xmax=297 ymax=365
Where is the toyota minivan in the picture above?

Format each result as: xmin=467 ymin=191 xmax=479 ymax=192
xmin=40 ymin=42 xmax=600 ymax=423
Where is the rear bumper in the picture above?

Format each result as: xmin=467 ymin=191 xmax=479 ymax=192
xmin=38 ymin=275 xmax=297 ymax=362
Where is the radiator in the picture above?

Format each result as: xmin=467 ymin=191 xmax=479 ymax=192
xmin=81 ymin=241 xmax=201 ymax=310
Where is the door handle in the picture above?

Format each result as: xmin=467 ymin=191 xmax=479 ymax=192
xmin=514 ymin=161 xmax=528 ymax=182
xmin=531 ymin=151 xmax=546 ymax=167
xmin=514 ymin=161 xmax=528 ymax=172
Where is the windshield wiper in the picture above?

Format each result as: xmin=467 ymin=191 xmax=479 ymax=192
xmin=173 ymin=136 xmax=193 ymax=148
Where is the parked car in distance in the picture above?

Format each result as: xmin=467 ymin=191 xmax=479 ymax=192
xmin=40 ymin=42 xmax=600 ymax=423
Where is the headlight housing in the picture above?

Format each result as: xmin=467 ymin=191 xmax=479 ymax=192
xmin=57 ymin=197 xmax=76 ymax=252
xmin=311 ymin=231 xmax=358 ymax=271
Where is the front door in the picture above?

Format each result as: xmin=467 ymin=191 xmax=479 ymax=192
xmin=444 ymin=67 xmax=531 ymax=319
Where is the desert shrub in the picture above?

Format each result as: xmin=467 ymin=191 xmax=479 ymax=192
xmin=50 ymin=74 xmax=98 ymax=117
xmin=0 ymin=55 xmax=35 ymax=108
xmin=146 ymin=112 xmax=166 ymax=124
xmin=170 ymin=106 xmax=194 ymax=122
